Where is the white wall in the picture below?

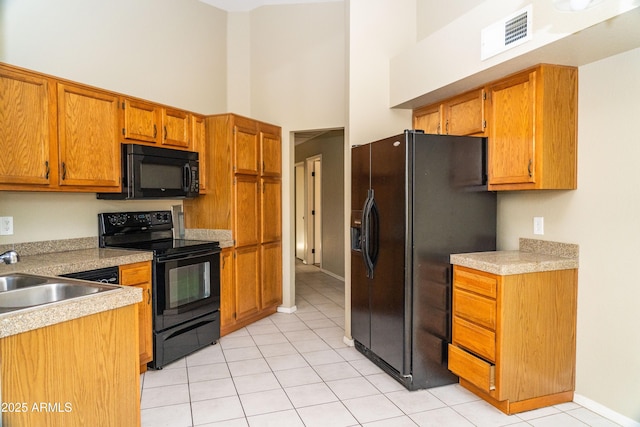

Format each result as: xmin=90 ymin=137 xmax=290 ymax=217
xmin=498 ymin=48 xmax=640 ymax=422
xmin=0 ymin=0 xmax=228 ymax=245
xmin=246 ymin=2 xmax=347 ymax=308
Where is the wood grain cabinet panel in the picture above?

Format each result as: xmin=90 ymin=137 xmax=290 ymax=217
xmin=120 ymin=261 xmax=153 ymax=372
xmin=487 ymin=64 xmax=577 ymax=190
xmin=191 ymin=114 xmax=207 ymax=193
xmin=121 ymin=98 xmax=161 ymax=144
xmin=162 ymin=107 xmax=190 ymax=148
xmin=0 ymin=65 xmax=57 ymax=188
xmin=449 ymin=265 xmax=578 ymax=414
xmin=413 ymin=103 xmax=443 ymax=134
xmin=444 ymin=88 xmax=486 ymax=136
xmin=57 ymin=82 xmax=121 ymax=190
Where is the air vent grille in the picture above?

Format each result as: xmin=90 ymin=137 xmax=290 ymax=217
xmin=481 ymin=5 xmax=533 ymax=61
xmin=505 ymin=11 xmax=529 ymax=45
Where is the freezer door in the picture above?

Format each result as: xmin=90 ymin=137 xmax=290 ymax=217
xmin=368 ymin=134 xmax=408 ymax=375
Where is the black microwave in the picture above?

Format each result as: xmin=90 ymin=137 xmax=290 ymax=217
xmin=97 ymin=144 xmax=199 ymax=200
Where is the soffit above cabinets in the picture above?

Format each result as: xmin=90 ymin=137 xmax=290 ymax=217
xmin=199 ymin=0 xmax=342 ymax=13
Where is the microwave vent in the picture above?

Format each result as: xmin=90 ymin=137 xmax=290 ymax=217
xmin=481 ymin=5 xmax=533 ymax=60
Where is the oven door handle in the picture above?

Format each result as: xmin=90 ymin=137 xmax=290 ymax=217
xmin=155 ymin=248 xmax=220 ymax=263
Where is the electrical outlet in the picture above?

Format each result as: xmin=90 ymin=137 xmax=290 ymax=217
xmin=533 ymin=216 xmax=544 ymax=235
xmin=0 ymin=216 xmax=14 ymax=235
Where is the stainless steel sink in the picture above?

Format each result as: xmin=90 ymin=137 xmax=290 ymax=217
xmin=0 ymin=274 xmax=47 ymax=291
xmin=0 ymin=273 xmax=119 ymax=312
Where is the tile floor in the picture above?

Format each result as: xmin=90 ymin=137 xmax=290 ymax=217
xmin=140 ymin=262 xmax=620 ymax=427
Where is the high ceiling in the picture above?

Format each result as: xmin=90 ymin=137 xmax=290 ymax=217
xmin=199 ymin=0 xmax=342 ymax=13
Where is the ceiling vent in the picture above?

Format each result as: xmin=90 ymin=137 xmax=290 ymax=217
xmin=481 ymin=5 xmax=533 ymax=60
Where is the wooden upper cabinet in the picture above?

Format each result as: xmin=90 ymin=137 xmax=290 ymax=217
xmin=0 ymin=65 xmax=57 ymax=188
xmin=162 ymin=107 xmax=190 ymax=148
xmin=121 ymin=97 xmax=191 ymax=149
xmin=234 ymin=118 xmax=260 ymax=175
xmin=260 ymin=126 xmax=281 ymax=177
xmin=121 ymin=98 xmax=161 ymax=144
xmin=57 ymin=82 xmax=121 ymax=190
xmin=444 ymin=88 xmax=486 ymax=136
xmin=413 ymin=88 xmax=485 ymax=136
xmin=191 ymin=114 xmax=207 ymax=193
xmin=413 ymin=103 xmax=443 ymax=135
xmin=487 ymin=64 xmax=577 ymax=190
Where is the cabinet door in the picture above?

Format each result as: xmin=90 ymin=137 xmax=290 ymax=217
xmin=0 ymin=66 xmax=56 ymax=187
xmin=234 ymin=123 xmax=259 ymax=175
xmin=162 ymin=108 xmax=190 ymax=148
xmin=261 ymin=178 xmax=282 ymax=243
xmin=413 ymin=103 xmax=442 ymax=134
xmin=445 ymin=88 xmax=486 ymax=136
xmin=487 ymin=71 xmax=535 ymax=186
xmin=219 ymin=248 xmax=236 ymax=330
xmin=261 ymin=241 xmax=282 ymax=309
xmin=57 ymin=83 xmax=120 ymax=189
xmin=234 ymin=246 xmax=260 ymax=321
xmin=119 ymin=261 xmax=153 ymax=368
xmin=260 ymin=129 xmax=281 ymax=177
xmin=235 ymin=175 xmax=259 ymax=247
xmin=191 ymin=114 xmax=207 ymax=193
xmin=122 ymin=98 xmax=160 ymax=143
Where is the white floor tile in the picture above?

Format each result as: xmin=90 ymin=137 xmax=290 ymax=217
xmin=528 ymin=412 xmax=589 ymax=426
xmin=265 ymin=353 xmax=309 ymax=371
xmin=191 ymin=395 xmax=245 ymax=425
xmin=296 ymin=401 xmax=359 ymax=427
xmin=188 ymin=362 xmax=231 ymax=382
xmin=189 ymin=377 xmax=237 ymax=402
xmin=246 ymin=323 xmax=281 ymax=335
xmin=410 ymin=407 xmax=475 ymax=427
xmin=452 ymin=400 xmax=524 ymax=427
xmin=233 ymin=372 xmax=281 ymax=395
xmin=365 ymin=373 xmax=406 ymax=393
xmin=143 ymin=366 xmax=188 ymax=388
xmin=427 ymin=384 xmax=480 ymax=406
xmin=223 ymin=345 xmax=263 ymax=362
xmin=140 ymin=383 xmax=190 ymax=409
xmin=385 ymin=389 xmax=447 ymax=415
xmin=227 ymin=358 xmax=272 ymax=377
xmin=284 ymin=382 xmax=339 ymax=408
xmin=251 ymin=332 xmax=289 ymax=346
xmin=565 ymin=408 xmax=621 ymax=427
xmin=326 ymin=376 xmax=381 ymax=400
xmin=313 ymin=361 xmax=362 ymax=381
xmin=301 ymin=349 xmax=345 ymax=366
xmin=246 ymin=409 xmax=305 ymax=427
xmin=197 ymin=418 xmax=249 ymax=427
xmin=291 ymin=338 xmax=332 ymax=353
xmin=238 ymin=389 xmax=294 ymax=416
xmin=186 ymin=343 xmax=226 ymax=366
xmin=343 ymin=394 xmax=405 ymax=424
xmin=141 ymin=402 xmax=192 ymax=427
xmin=364 ymin=415 xmax=421 ymax=426
xmin=273 ymin=366 xmax=324 ymax=388
xmin=257 ymin=342 xmax=298 ymax=357
xmin=219 ymin=335 xmax=256 ymax=350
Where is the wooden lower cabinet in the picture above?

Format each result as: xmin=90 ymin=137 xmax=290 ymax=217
xmin=119 ymin=261 xmax=153 ymax=373
xmin=0 ymin=304 xmax=140 ymax=427
xmin=449 ymin=265 xmax=577 ymax=414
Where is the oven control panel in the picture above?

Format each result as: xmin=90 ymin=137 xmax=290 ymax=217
xmin=99 ymin=211 xmax=173 ymax=234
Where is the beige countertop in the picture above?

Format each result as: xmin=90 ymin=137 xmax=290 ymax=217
xmin=450 ymin=238 xmax=579 ymax=275
xmin=0 ymin=245 xmax=151 ymax=338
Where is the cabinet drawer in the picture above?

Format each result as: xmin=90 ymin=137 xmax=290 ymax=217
xmin=120 ymin=262 xmax=151 ymax=286
xmin=454 ymin=289 xmax=496 ymax=330
xmin=449 ymin=344 xmax=495 ymax=392
xmin=453 ymin=316 xmax=496 ymax=362
xmin=454 ymin=266 xmax=497 ymax=298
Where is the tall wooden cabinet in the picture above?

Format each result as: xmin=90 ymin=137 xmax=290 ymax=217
xmin=183 ymin=113 xmax=282 ymax=336
xmin=448 ymin=265 xmax=577 ymax=414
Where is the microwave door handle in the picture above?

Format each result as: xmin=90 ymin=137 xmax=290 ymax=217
xmin=183 ymin=163 xmax=192 ymax=192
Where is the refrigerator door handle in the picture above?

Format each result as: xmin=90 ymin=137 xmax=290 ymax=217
xmin=368 ymin=194 xmax=380 ymax=274
xmin=362 ymin=190 xmax=375 ymax=278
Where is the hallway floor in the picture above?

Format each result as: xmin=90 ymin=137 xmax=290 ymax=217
xmin=140 ymin=262 xmax=620 ymax=426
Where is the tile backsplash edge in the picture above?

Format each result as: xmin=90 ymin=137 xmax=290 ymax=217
xmin=0 ymin=237 xmax=98 ymax=256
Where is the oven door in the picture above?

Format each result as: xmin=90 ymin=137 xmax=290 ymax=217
xmin=154 ymin=249 xmax=220 ymax=331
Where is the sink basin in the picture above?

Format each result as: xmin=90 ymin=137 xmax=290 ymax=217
xmin=0 ymin=283 xmax=107 ymax=308
xmin=0 ymin=274 xmax=47 ymax=291
xmin=0 ymin=273 xmax=119 ymax=312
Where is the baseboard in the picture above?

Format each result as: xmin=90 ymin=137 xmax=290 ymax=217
xmin=319 ymin=268 xmax=345 ymax=282
xmin=574 ymin=393 xmax=640 ymax=427
xmin=343 ymin=336 xmax=354 ymax=347
xmin=277 ymin=305 xmax=297 ymax=314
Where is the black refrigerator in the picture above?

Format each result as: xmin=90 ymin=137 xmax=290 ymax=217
xmin=350 ymin=130 xmax=496 ymax=390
